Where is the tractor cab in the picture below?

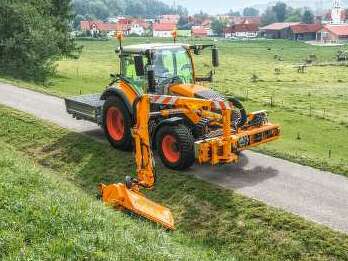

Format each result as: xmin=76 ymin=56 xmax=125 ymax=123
xmin=115 ymin=43 xmax=219 ymax=96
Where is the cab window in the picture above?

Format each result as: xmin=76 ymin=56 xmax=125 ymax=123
xmin=121 ymin=54 xmax=147 ymax=92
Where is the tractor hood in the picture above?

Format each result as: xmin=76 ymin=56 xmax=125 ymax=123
xmin=169 ymin=84 xmax=224 ymax=101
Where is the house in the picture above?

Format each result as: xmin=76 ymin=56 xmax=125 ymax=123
xmin=152 ymin=23 xmax=176 ymax=37
xmin=243 ymin=16 xmax=262 ymax=26
xmin=159 ymin=14 xmax=180 ymax=24
xmin=224 ymin=23 xmax=259 ymax=38
xmin=226 ymin=16 xmax=262 ymax=26
xmin=192 ymin=26 xmax=209 ymax=37
xmin=129 ymin=19 xmax=149 ymax=36
xmin=289 ymin=24 xmax=322 ymax=41
xmin=260 ymin=22 xmax=301 ymax=39
xmin=80 ymin=20 xmax=130 ymax=36
xmin=318 ymin=24 xmax=348 ymax=42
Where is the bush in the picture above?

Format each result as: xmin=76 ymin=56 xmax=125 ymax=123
xmin=0 ymin=0 xmax=80 ymax=83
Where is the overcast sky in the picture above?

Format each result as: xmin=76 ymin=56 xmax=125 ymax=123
xmin=174 ymin=0 xmax=267 ymax=14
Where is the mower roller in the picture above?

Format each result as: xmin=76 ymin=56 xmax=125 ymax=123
xmin=65 ymin=35 xmax=280 ymax=229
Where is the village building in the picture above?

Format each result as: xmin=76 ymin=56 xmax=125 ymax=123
xmin=226 ymin=16 xmax=262 ymax=26
xmin=129 ymin=19 xmax=149 ymax=36
xmin=80 ymin=20 xmax=123 ymax=36
xmin=224 ymin=23 xmax=259 ymax=38
xmin=289 ymin=24 xmax=322 ymax=40
xmin=260 ymin=22 xmax=301 ymax=39
xmin=191 ymin=26 xmax=209 ymax=37
xmin=318 ymin=24 xmax=348 ymax=42
xmin=152 ymin=23 xmax=176 ymax=37
xmin=159 ymin=14 xmax=180 ymax=24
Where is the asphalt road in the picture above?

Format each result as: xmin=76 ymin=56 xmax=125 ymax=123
xmin=1 ymin=83 xmax=347 ymax=233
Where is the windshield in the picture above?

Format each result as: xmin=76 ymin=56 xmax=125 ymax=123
xmin=153 ymin=47 xmax=193 ymax=84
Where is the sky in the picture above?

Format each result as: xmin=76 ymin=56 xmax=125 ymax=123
xmin=173 ymin=0 xmax=267 ymax=14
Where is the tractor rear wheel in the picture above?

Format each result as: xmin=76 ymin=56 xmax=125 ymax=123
xmin=156 ymin=124 xmax=195 ymax=170
xmin=103 ymin=96 xmax=133 ymax=151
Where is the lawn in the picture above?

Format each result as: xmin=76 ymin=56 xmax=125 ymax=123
xmin=1 ymin=38 xmax=347 ymax=176
xmin=1 ymin=105 xmax=348 ymax=260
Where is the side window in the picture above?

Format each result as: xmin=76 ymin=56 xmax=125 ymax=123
xmin=121 ymin=55 xmax=147 ymax=92
xmin=122 ymin=55 xmax=136 ymax=80
xmin=176 ymin=50 xmax=193 ymax=83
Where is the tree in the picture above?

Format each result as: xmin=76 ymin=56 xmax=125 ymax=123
xmin=272 ymin=2 xmax=287 ymax=22
xmin=243 ymin=7 xmax=259 ymax=17
xmin=0 ymin=0 xmax=80 ymax=82
xmin=211 ymin=18 xmax=227 ymax=36
xmin=261 ymin=7 xmax=277 ymax=25
xmin=302 ymin=9 xmax=314 ymax=24
xmin=286 ymin=7 xmax=302 ymax=22
xmin=177 ymin=16 xmax=191 ymax=29
xmin=227 ymin=9 xmax=241 ymax=16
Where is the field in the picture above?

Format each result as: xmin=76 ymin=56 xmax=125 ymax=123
xmin=1 ymin=38 xmax=347 ymax=176
xmin=1 ymin=106 xmax=348 ymax=260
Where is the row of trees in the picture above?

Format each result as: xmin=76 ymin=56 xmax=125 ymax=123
xmin=261 ymin=2 xmax=314 ymax=25
xmin=73 ymin=0 xmax=188 ymax=27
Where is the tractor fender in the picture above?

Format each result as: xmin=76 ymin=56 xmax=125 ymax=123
xmin=100 ymin=87 xmax=133 ymax=116
xmin=151 ymin=117 xmax=184 ymax=148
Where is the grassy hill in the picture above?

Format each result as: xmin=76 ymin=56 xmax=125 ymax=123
xmin=0 ymin=105 xmax=348 ymax=260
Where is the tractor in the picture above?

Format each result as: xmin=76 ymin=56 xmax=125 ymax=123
xmin=65 ymin=39 xmax=280 ymax=229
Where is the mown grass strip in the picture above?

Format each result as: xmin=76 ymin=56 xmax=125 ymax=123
xmin=0 ymin=105 xmax=347 ymax=260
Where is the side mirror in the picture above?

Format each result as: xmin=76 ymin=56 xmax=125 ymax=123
xmin=134 ymin=55 xmax=145 ymax=76
xmin=147 ymin=67 xmax=156 ymax=93
xmin=212 ymin=47 xmax=219 ymax=67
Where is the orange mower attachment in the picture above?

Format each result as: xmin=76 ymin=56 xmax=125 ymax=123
xmin=98 ymin=95 xmax=175 ymax=230
xmin=98 ymin=183 xmax=174 ymax=229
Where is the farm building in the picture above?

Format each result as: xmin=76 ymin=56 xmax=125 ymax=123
xmin=152 ymin=23 xmax=176 ymax=37
xmin=224 ymin=23 xmax=259 ymax=38
xmin=80 ymin=20 xmax=129 ymax=36
xmin=289 ymin=24 xmax=322 ymax=40
xmin=318 ymin=24 xmax=348 ymax=42
xmin=260 ymin=22 xmax=301 ymax=39
xmin=159 ymin=14 xmax=180 ymax=24
xmin=192 ymin=26 xmax=209 ymax=37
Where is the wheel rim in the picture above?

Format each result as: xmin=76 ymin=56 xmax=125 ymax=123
xmin=106 ymin=107 xmax=125 ymax=141
xmin=161 ymin=134 xmax=180 ymax=163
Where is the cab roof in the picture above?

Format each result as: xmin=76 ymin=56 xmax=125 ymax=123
xmin=118 ymin=43 xmax=190 ymax=54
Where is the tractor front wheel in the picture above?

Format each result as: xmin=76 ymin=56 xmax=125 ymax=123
xmin=156 ymin=124 xmax=195 ymax=170
xmin=103 ymin=96 xmax=133 ymax=151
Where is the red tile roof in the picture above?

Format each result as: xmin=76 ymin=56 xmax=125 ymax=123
xmin=153 ymin=23 xmax=176 ymax=31
xmin=192 ymin=26 xmax=208 ymax=36
xmin=261 ymin=22 xmax=301 ymax=31
xmin=323 ymin=24 xmax=348 ymax=36
xmin=224 ymin=23 xmax=259 ymax=33
xmin=290 ymin=24 xmax=322 ymax=33
xmin=80 ymin=20 xmax=128 ymax=32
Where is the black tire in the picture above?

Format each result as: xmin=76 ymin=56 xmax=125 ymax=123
xmin=103 ymin=96 xmax=133 ymax=151
xmin=227 ymin=97 xmax=248 ymax=127
xmin=156 ymin=124 xmax=195 ymax=170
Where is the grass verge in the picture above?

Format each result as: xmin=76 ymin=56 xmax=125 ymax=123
xmin=0 ymin=105 xmax=347 ymax=260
